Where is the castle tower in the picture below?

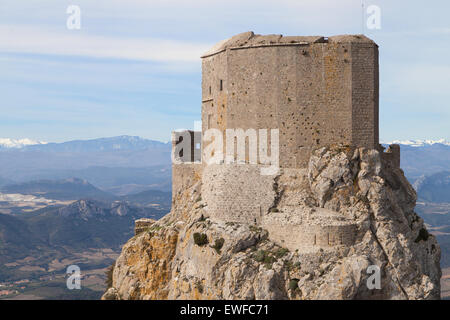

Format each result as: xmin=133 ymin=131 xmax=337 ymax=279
xmin=201 ymin=32 xmax=379 ymax=167
xmin=170 ymin=32 xmax=400 ymax=250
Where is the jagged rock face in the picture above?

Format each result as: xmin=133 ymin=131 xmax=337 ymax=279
xmin=103 ymin=146 xmax=441 ymax=300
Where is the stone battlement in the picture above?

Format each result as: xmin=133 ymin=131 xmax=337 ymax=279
xmin=381 ymin=144 xmax=401 ymax=168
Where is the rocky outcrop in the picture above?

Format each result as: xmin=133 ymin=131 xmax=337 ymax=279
xmin=103 ymin=146 xmax=441 ymax=300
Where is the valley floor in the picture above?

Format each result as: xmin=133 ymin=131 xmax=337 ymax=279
xmin=0 ymin=248 xmax=119 ymax=300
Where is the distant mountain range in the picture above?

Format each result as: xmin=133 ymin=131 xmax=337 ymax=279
xmin=0 ymin=177 xmax=172 ymax=211
xmin=414 ymin=171 xmax=450 ymax=203
xmin=0 ymin=174 xmax=171 ymax=290
xmin=0 ymin=198 xmax=167 ymax=280
xmin=0 ymin=138 xmax=47 ymax=149
xmin=0 ymin=176 xmax=14 ymax=187
xmin=380 ymin=141 xmax=450 ymax=180
xmin=1 ymin=178 xmax=115 ymax=201
xmin=383 ymin=139 xmax=450 ymax=147
xmin=0 ymin=136 xmax=172 ymax=193
xmin=0 ymin=135 xmax=448 ymax=195
xmin=0 ymin=136 xmax=169 ymax=151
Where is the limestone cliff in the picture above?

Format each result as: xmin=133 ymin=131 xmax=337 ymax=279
xmin=102 ymin=146 xmax=441 ymax=300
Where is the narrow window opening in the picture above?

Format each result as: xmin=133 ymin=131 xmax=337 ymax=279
xmin=219 ymin=80 xmax=223 ymax=91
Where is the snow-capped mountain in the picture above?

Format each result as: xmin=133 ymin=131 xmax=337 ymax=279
xmin=21 ymin=135 xmax=170 ymax=152
xmin=0 ymin=136 xmax=172 ymax=192
xmin=0 ymin=136 xmax=170 ymax=152
xmin=382 ymin=139 xmax=450 ymax=147
xmin=0 ymin=138 xmax=47 ymax=149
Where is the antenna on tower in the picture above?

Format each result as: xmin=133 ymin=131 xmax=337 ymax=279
xmin=361 ymin=0 xmax=365 ymax=35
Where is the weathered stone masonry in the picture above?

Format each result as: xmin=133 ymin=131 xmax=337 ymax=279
xmin=171 ymin=32 xmax=400 ymax=252
xmin=201 ymin=32 xmax=379 ymax=168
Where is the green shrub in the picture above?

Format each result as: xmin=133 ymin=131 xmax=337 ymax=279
xmin=249 ymin=225 xmax=262 ymax=233
xmin=415 ymin=228 xmax=430 ymax=243
xmin=289 ymin=279 xmax=299 ymax=291
xmin=274 ymin=248 xmax=289 ymax=258
xmin=253 ymin=250 xmax=276 ymax=269
xmin=146 ymin=224 xmax=162 ymax=233
xmin=195 ymin=280 xmax=204 ymax=294
xmin=253 ymin=250 xmax=266 ymax=263
xmin=270 ymin=208 xmax=279 ymax=213
xmin=193 ymin=233 xmax=208 ymax=246
xmin=212 ymin=238 xmax=225 ymax=254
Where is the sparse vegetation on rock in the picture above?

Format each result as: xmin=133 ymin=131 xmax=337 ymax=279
xmin=193 ymin=233 xmax=208 ymax=246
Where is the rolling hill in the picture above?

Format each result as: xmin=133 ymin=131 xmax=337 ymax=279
xmin=0 ymin=199 xmax=167 ymax=281
xmin=0 ymin=136 xmax=172 ymax=193
xmin=415 ymin=171 xmax=450 ymax=203
xmin=1 ymin=178 xmax=116 ymax=201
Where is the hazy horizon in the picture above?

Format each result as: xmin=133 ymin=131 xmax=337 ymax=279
xmin=1 ymin=0 xmax=450 ymax=143
xmin=2 ymin=134 xmax=450 ymax=147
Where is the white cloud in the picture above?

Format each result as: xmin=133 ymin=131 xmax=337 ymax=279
xmin=0 ymin=25 xmax=212 ymax=62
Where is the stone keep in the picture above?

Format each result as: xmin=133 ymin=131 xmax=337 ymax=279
xmin=171 ymin=32 xmax=396 ymax=251
xmin=200 ymin=31 xmax=379 ymax=167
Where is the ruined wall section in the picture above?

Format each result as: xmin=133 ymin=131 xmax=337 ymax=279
xmin=172 ymin=163 xmax=202 ymax=206
xmin=382 ymin=144 xmax=400 ymax=168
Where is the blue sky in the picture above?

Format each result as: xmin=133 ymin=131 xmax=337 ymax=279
xmin=0 ymin=0 xmax=449 ymax=143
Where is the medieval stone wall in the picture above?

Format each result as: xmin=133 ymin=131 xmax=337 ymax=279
xmin=201 ymin=32 xmax=379 ymax=168
xmin=201 ymin=164 xmax=276 ymax=224
xmin=172 ymin=163 xmax=202 ymax=203
xmin=263 ymin=223 xmax=358 ymax=252
xmin=382 ymin=144 xmax=401 ymax=168
xmin=351 ymin=42 xmax=379 ymax=147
